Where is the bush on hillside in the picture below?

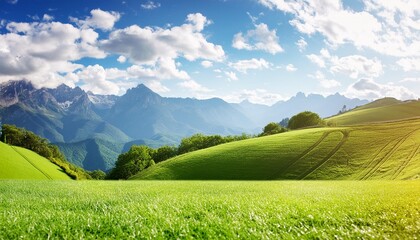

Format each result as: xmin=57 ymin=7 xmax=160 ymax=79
xmin=288 ymin=111 xmax=324 ymax=130
xmin=260 ymin=122 xmax=287 ymax=136
xmin=89 ymin=170 xmax=106 ymax=180
xmin=152 ymin=145 xmax=178 ymax=163
xmin=107 ymin=145 xmax=155 ymax=180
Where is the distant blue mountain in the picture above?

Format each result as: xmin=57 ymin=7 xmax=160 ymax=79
xmin=233 ymin=92 xmax=368 ymax=127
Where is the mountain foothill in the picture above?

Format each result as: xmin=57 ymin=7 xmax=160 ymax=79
xmin=0 ymin=80 xmax=368 ymax=171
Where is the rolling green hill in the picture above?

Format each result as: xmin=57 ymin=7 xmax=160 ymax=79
xmin=133 ymin=118 xmax=420 ymax=180
xmin=326 ymin=98 xmax=420 ymax=125
xmin=0 ymin=141 xmax=71 ymax=180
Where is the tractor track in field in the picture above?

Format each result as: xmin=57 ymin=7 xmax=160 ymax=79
xmin=11 ymin=146 xmax=53 ymax=180
xmin=392 ymin=142 xmax=420 ymax=180
xmin=300 ymin=130 xmax=350 ymax=180
xmin=361 ymin=128 xmax=420 ymax=180
xmin=268 ymin=131 xmax=332 ymax=179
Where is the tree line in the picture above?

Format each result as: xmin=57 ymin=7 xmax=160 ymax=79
xmin=107 ymin=111 xmax=325 ymax=180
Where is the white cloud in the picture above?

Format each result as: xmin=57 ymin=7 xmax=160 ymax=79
xmin=100 ymin=13 xmax=224 ymax=64
xmin=307 ymin=49 xmax=383 ymax=79
xmin=306 ymin=54 xmax=325 ymax=68
xmin=232 ymin=23 xmax=283 ymax=54
xmin=43 ymin=14 xmax=54 ymax=22
xmin=400 ymin=77 xmax=420 ymax=83
xmin=77 ymin=64 xmax=120 ymax=95
xmin=397 ymin=57 xmax=420 ymax=72
xmin=346 ymin=78 xmax=416 ymax=100
xmin=222 ymin=89 xmax=285 ymax=105
xmin=201 ymin=60 xmax=213 ymax=68
xmin=296 ymin=37 xmax=307 ymax=52
xmin=229 ymin=58 xmax=271 ymax=73
xmin=178 ymin=79 xmax=212 ymax=93
xmin=286 ymin=64 xmax=297 ymax=72
xmin=155 ymin=57 xmax=190 ymax=80
xmin=72 ymin=9 xmax=120 ymax=31
xmin=0 ymin=20 xmax=104 ymax=88
xmin=141 ymin=1 xmax=161 ymax=10
xmin=330 ymin=55 xmax=383 ymax=79
xmin=225 ymin=71 xmax=238 ymax=81
xmin=308 ymin=70 xmax=341 ymax=89
xmin=258 ymin=0 xmax=420 ymax=57
xmin=117 ymin=55 xmax=126 ymax=63
xmin=145 ymin=80 xmax=170 ymax=93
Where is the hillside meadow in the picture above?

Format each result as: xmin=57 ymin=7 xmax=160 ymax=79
xmin=0 ymin=142 xmax=70 ymax=180
xmin=133 ymin=118 xmax=420 ymax=180
xmin=0 ymin=180 xmax=419 ymax=239
xmin=326 ymin=99 xmax=420 ymax=126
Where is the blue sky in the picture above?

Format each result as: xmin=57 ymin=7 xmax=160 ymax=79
xmin=0 ymin=0 xmax=419 ymax=105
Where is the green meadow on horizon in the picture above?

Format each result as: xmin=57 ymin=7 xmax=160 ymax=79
xmin=0 ymin=141 xmax=71 ymax=180
xmin=133 ymin=98 xmax=420 ymax=180
xmin=326 ymin=98 xmax=420 ymax=126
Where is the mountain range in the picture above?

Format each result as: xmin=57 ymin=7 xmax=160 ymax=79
xmin=0 ymin=80 xmax=368 ymax=171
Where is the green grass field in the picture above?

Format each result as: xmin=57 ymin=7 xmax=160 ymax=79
xmin=134 ymin=118 xmax=420 ymax=180
xmin=326 ymin=98 xmax=420 ymax=125
xmin=0 ymin=142 xmax=71 ymax=180
xmin=0 ymin=180 xmax=418 ymax=239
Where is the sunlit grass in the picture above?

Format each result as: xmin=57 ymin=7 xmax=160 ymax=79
xmin=0 ymin=180 xmax=419 ymax=239
xmin=134 ymin=119 xmax=420 ymax=180
xmin=0 ymin=142 xmax=70 ymax=180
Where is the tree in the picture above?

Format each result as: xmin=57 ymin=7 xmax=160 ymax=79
xmin=288 ymin=111 xmax=323 ymax=130
xmin=152 ymin=146 xmax=178 ymax=163
xmin=89 ymin=170 xmax=106 ymax=180
xmin=178 ymin=134 xmax=225 ymax=154
xmin=260 ymin=122 xmax=287 ymax=136
xmin=107 ymin=145 xmax=155 ymax=180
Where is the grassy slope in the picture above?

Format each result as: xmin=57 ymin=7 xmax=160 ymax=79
xmin=133 ymin=118 xmax=420 ymax=180
xmin=326 ymin=98 xmax=420 ymax=125
xmin=0 ymin=181 xmax=419 ymax=239
xmin=0 ymin=142 xmax=71 ymax=180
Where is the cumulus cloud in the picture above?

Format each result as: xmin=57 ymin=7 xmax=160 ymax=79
xmin=222 ymin=89 xmax=285 ymax=105
xmin=397 ymin=57 xmax=420 ymax=72
xmin=330 ymin=55 xmax=383 ymax=79
xmin=308 ymin=70 xmax=341 ymax=89
xmin=232 ymin=23 xmax=283 ymax=54
xmin=306 ymin=54 xmax=326 ymax=68
xmin=77 ymin=64 xmax=120 ymax=95
xmin=117 ymin=55 xmax=126 ymax=63
xmin=0 ymin=19 xmax=105 ymax=88
xmin=229 ymin=58 xmax=271 ymax=73
xmin=400 ymin=77 xmax=420 ymax=83
xmin=145 ymin=80 xmax=170 ymax=93
xmin=225 ymin=71 xmax=238 ymax=81
xmin=72 ymin=9 xmax=120 ymax=31
xmin=296 ymin=37 xmax=307 ymax=52
xmin=100 ymin=13 xmax=224 ymax=65
xmin=307 ymin=49 xmax=383 ymax=79
xmin=201 ymin=60 xmax=213 ymax=68
xmin=258 ymin=0 xmax=420 ymax=57
xmin=43 ymin=14 xmax=54 ymax=21
xmin=178 ymin=79 xmax=212 ymax=93
xmin=346 ymin=78 xmax=416 ymax=100
xmin=285 ymin=64 xmax=297 ymax=72
xmin=141 ymin=1 xmax=161 ymax=10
